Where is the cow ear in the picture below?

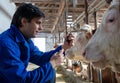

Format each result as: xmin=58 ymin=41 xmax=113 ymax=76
xmin=85 ymin=32 xmax=92 ymax=40
xmin=105 ymin=0 xmax=112 ymax=4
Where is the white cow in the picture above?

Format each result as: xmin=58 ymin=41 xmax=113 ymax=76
xmin=65 ymin=24 xmax=93 ymax=81
xmin=83 ymin=0 xmax=120 ymax=73
xmin=66 ymin=24 xmax=93 ymax=62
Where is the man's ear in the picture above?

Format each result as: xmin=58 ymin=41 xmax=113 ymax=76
xmin=21 ymin=18 xmax=28 ymax=26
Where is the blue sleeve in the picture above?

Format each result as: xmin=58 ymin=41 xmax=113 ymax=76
xmin=0 ymin=41 xmax=56 ymax=83
xmin=29 ymin=40 xmax=62 ymax=66
xmin=26 ymin=63 xmax=54 ymax=83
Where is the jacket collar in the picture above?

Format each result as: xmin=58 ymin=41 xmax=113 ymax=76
xmin=10 ymin=24 xmax=26 ymax=43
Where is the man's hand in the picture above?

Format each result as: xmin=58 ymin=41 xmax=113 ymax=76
xmin=62 ymin=33 xmax=75 ymax=51
xmin=50 ymin=50 xmax=64 ymax=68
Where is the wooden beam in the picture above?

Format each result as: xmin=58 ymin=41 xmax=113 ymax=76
xmin=93 ymin=11 xmax=97 ymax=29
xmin=39 ymin=7 xmax=59 ymax=10
xmin=84 ymin=0 xmax=88 ymax=24
xmin=72 ymin=0 xmax=107 ymax=25
xmin=11 ymin=0 xmax=55 ymax=3
xmin=51 ymin=0 xmax=65 ymax=33
xmin=39 ymin=7 xmax=84 ymax=11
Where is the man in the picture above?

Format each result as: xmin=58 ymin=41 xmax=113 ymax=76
xmin=0 ymin=3 xmax=74 ymax=83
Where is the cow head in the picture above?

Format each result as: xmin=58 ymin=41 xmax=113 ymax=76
xmin=66 ymin=24 xmax=93 ymax=62
xmin=83 ymin=0 xmax=120 ymax=72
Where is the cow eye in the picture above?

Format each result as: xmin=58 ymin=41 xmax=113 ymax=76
xmin=108 ymin=18 xmax=114 ymax=22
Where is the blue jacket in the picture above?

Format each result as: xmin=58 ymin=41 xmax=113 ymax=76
xmin=0 ymin=25 xmax=62 ymax=83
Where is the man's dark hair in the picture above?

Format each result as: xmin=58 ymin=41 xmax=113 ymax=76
xmin=11 ymin=3 xmax=45 ymax=28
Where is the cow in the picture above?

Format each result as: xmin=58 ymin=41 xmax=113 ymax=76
xmin=65 ymin=24 xmax=94 ymax=81
xmin=83 ymin=0 xmax=120 ymax=73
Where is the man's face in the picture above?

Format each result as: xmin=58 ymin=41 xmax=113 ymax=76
xmin=20 ymin=17 xmax=43 ymax=39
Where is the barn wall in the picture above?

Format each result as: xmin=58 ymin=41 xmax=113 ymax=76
xmin=36 ymin=33 xmax=55 ymax=51
xmin=45 ymin=33 xmax=55 ymax=51
xmin=0 ymin=0 xmax=16 ymax=33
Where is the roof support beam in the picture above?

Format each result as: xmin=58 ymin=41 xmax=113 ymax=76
xmin=11 ymin=0 xmax=55 ymax=3
xmin=51 ymin=0 xmax=65 ymax=33
xmin=71 ymin=0 xmax=106 ymax=26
